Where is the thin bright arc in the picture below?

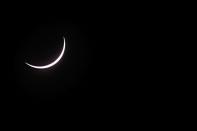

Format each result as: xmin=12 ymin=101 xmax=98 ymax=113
xmin=25 ymin=37 xmax=66 ymax=69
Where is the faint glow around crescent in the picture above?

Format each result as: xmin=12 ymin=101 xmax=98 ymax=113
xmin=25 ymin=37 xmax=66 ymax=69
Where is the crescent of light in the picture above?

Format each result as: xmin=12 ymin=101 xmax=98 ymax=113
xmin=25 ymin=37 xmax=66 ymax=69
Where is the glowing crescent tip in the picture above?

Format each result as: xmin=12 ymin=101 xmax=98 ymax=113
xmin=25 ymin=36 xmax=66 ymax=69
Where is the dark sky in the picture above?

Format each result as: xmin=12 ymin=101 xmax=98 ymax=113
xmin=0 ymin=2 xmax=173 ymax=127
xmin=0 ymin=5 xmax=131 ymax=113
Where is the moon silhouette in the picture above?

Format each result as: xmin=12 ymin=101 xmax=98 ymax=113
xmin=25 ymin=36 xmax=66 ymax=69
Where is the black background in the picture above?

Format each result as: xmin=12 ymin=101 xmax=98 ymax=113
xmin=0 ymin=3 xmax=148 ymax=122
xmin=0 ymin=2 xmax=179 ymax=130
xmin=0 ymin=2 xmax=175 ymax=127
